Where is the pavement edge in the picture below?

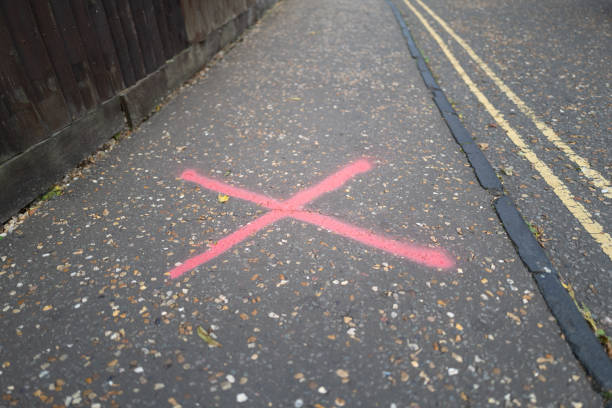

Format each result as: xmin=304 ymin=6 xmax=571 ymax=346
xmin=386 ymin=0 xmax=612 ymax=395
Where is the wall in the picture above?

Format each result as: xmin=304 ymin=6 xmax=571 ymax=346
xmin=0 ymin=0 xmax=279 ymax=222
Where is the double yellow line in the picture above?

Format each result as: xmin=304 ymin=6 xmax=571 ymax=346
xmin=400 ymin=0 xmax=612 ymax=260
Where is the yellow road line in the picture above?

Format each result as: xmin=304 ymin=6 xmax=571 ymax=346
xmin=401 ymin=0 xmax=612 ymax=261
xmin=413 ymin=0 xmax=611 ymax=199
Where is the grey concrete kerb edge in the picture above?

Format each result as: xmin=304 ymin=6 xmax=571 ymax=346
xmin=386 ymin=0 xmax=612 ymax=394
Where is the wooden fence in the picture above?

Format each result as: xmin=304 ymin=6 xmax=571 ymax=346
xmin=0 ymin=0 xmax=187 ymax=165
xmin=0 ymin=0 xmax=276 ymax=222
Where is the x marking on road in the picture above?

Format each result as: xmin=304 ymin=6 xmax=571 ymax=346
xmin=169 ymin=158 xmax=454 ymax=278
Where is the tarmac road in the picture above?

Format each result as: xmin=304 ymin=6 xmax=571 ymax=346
xmin=0 ymin=0 xmax=608 ymax=406
xmin=393 ymin=0 xmax=612 ymax=350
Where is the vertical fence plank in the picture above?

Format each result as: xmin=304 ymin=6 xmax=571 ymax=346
xmin=212 ymin=1 xmax=226 ymax=29
xmin=128 ymin=0 xmax=157 ymax=74
xmin=0 ymin=9 xmax=47 ymax=163
xmin=49 ymin=0 xmax=100 ymax=109
xmin=69 ymin=0 xmax=113 ymax=100
xmin=230 ymin=0 xmax=248 ymax=18
xmin=86 ymin=0 xmax=125 ymax=92
xmin=143 ymin=0 xmax=165 ymax=66
xmin=115 ymin=0 xmax=146 ymax=80
xmin=0 ymin=94 xmax=16 ymax=162
xmin=0 ymin=0 xmax=190 ymax=165
xmin=29 ymin=0 xmax=86 ymax=119
xmin=0 ymin=114 xmax=12 ymax=162
xmin=100 ymin=0 xmax=136 ymax=87
xmin=1 ymin=0 xmax=70 ymax=132
xmin=152 ymin=0 xmax=173 ymax=60
xmin=179 ymin=0 xmax=198 ymax=43
xmin=166 ymin=0 xmax=187 ymax=53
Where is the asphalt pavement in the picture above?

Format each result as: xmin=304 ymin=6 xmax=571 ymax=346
xmin=393 ymin=0 xmax=612 ymax=338
xmin=0 ymin=0 xmax=608 ymax=406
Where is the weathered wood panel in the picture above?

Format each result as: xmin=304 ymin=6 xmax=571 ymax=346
xmin=70 ymin=0 xmax=114 ymax=99
xmin=0 ymin=7 xmax=47 ymax=163
xmin=166 ymin=0 xmax=187 ymax=54
xmin=153 ymin=0 xmax=174 ymax=60
xmin=115 ymin=0 xmax=146 ymax=80
xmin=100 ymin=0 xmax=136 ymax=87
xmin=30 ymin=0 xmax=86 ymax=119
xmin=2 ymin=1 xmax=70 ymax=131
xmin=180 ymin=0 xmax=254 ymax=44
xmin=86 ymin=0 xmax=125 ymax=92
xmin=49 ymin=0 xmax=100 ymax=109
xmin=143 ymin=0 xmax=166 ymax=66
xmin=0 ymin=0 xmax=269 ymax=166
xmin=128 ymin=0 xmax=157 ymax=74
xmin=1 ymin=0 xmax=278 ymax=222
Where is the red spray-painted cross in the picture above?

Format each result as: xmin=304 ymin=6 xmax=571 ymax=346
xmin=169 ymin=158 xmax=454 ymax=278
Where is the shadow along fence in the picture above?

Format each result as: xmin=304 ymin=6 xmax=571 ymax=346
xmin=0 ymin=0 xmax=275 ymax=222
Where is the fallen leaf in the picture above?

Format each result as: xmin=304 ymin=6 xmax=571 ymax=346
xmin=218 ymin=194 xmax=229 ymax=203
xmin=536 ymin=355 xmax=555 ymax=364
xmin=506 ymin=312 xmax=521 ymax=325
xmin=197 ymin=326 xmax=222 ymax=347
xmin=336 ymin=369 xmax=349 ymax=378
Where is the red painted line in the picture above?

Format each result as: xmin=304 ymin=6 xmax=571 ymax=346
xmin=284 ymin=159 xmax=372 ymax=208
xmin=181 ymin=169 xmax=285 ymax=210
xmin=290 ymin=211 xmax=455 ymax=269
xmin=169 ymin=158 xmax=454 ymax=278
xmin=168 ymin=210 xmax=285 ymax=279
xmin=182 ymin=159 xmax=372 ymax=211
